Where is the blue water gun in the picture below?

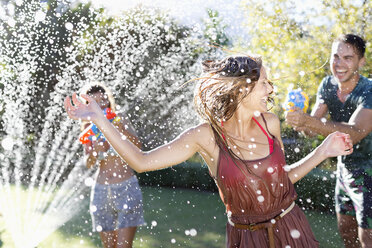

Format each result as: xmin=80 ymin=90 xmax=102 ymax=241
xmin=283 ymin=88 xmax=309 ymax=113
xmin=79 ymin=108 xmax=120 ymax=144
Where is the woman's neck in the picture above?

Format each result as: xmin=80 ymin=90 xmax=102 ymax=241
xmin=224 ymin=108 xmax=257 ymax=139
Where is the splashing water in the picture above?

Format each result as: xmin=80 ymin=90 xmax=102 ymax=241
xmin=0 ymin=1 xmax=216 ymax=247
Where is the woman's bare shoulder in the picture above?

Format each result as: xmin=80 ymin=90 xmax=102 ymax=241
xmin=262 ymin=112 xmax=281 ymax=134
xmin=179 ymin=123 xmax=214 ymax=146
xmin=185 ymin=123 xmax=214 ymax=137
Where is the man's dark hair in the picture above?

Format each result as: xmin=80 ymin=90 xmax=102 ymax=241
xmin=335 ymin=34 xmax=366 ymax=58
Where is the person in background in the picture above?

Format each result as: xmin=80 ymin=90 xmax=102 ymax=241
xmin=80 ymin=82 xmax=145 ymax=248
xmin=286 ymin=34 xmax=372 ymax=248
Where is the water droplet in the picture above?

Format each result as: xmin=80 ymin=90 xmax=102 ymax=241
xmin=65 ymin=22 xmax=74 ymax=30
xmin=190 ymin=228 xmax=197 ymax=236
xmin=34 ymin=11 xmax=46 ymax=22
xmin=1 ymin=136 xmax=14 ymax=151
xmin=90 ymin=205 xmax=97 ymax=213
xmin=7 ymin=19 xmax=15 ymax=27
xmin=290 ymin=229 xmax=301 ymax=239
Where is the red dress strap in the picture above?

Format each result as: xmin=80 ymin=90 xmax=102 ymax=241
xmin=252 ymin=116 xmax=274 ymax=154
xmin=221 ymin=120 xmax=227 ymax=142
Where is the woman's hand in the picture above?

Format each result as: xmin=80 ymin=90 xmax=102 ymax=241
xmin=319 ymin=131 xmax=353 ymax=158
xmin=64 ymin=93 xmax=103 ymax=122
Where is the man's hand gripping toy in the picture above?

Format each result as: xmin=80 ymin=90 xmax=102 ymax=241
xmin=283 ymin=88 xmax=309 ymax=113
xmin=79 ymin=108 xmax=120 ymax=144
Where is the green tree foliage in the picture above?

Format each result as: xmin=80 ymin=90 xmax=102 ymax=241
xmin=0 ymin=0 xmax=96 ymax=136
xmin=203 ymin=9 xmax=230 ymax=48
xmin=0 ymin=1 xmax=231 ymax=185
xmin=237 ymin=0 xmax=371 ymax=116
xmin=58 ymin=7 xmax=216 ymax=149
xmin=0 ymin=1 xmax=97 ymax=183
xmin=0 ymin=2 xmax=230 ymax=147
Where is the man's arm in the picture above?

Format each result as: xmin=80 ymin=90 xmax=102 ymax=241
xmin=293 ymin=102 xmax=329 ymax=136
xmin=286 ymin=104 xmax=372 ymax=144
xmin=311 ymin=101 xmax=329 ymax=117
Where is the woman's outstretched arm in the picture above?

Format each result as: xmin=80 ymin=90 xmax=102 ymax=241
xmin=65 ymin=93 xmax=203 ymax=173
xmin=286 ymin=131 xmax=353 ymax=183
xmin=267 ymin=113 xmax=353 ymax=184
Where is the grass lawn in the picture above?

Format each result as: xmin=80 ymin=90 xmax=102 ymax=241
xmin=0 ymin=186 xmax=343 ymax=248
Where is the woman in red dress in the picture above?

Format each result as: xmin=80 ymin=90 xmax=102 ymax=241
xmin=65 ymin=55 xmax=353 ymax=248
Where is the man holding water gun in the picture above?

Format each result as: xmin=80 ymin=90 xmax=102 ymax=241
xmin=286 ymin=34 xmax=372 ymax=248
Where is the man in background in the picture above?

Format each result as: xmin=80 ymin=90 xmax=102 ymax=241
xmin=286 ymin=34 xmax=372 ymax=248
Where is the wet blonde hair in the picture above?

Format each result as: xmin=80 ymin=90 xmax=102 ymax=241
xmin=194 ymin=55 xmax=273 ymax=152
